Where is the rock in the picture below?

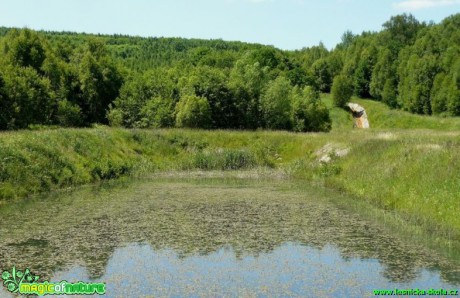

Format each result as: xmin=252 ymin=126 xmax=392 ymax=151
xmin=347 ymin=103 xmax=370 ymax=128
xmin=315 ymin=143 xmax=350 ymax=163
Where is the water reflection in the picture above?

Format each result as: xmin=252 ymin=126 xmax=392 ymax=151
xmin=51 ymin=243 xmax=455 ymax=297
xmin=0 ymin=178 xmax=459 ymax=297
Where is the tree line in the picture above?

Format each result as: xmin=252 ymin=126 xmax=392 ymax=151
xmin=0 ymin=29 xmax=123 ymax=129
xmin=290 ymin=13 xmax=460 ymax=115
xmin=0 ymin=28 xmax=330 ymax=131
xmin=0 ymin=13 xmax=458 ymax=132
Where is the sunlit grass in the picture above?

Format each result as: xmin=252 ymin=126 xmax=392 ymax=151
xmin=322 ymin=93 xmax=460 ymax=131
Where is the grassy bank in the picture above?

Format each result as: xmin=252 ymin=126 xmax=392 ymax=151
xmin=0 ymin=128 xmax=281 ymax=201
xmin=1 ymin=96 xmax=460 ymax=246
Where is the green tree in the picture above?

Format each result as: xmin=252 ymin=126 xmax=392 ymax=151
xmin=179 ymin=66 xmax=237 ymax=128
xmin=382 ymin=14 xmax=424 ymax=50
xmin=260 ymin=77 xmax=292 ymax=130
xmin=338 ymin=30 xmax=355 ymax=49
xmin=106 ymin=107 xmax=124 ymax=127
xmin=353 ymin=46 xmax=377 ymax=98
xmin=2 ymin=29 xmax=47 ymax=72
xmin=285 ymin=64 xmax=310 ymax=87
xmin=381 ymin=79 xmax=398 ymax=108
xmin=311 ymin=58 xmax=332 ymax=92
xmin=370 ymin=48 xmax=396 ymax=102
xmin=0 ymin=71 xmax=11 ymax=129
xmin=108 ymin=68 xmax=177 ymax=128
xmin=397 ymin=53 xmax=439 ymax=114
xmin=291 ymin=86 xmax=331 ymax=132
xmin=1 ymin=66 xmax=55 ymax=129
xmin=139 ymin=97 xmax=174 ymax=128
xmin=431 ymin=72 xmax=448 ymax=114
xmin=447 ymin=59 xmax=460 ymax=115
xmin=295 ymin=42 xmax=329 ymax=70
xmin=75 ymin=38 xmax=123 ymax=124
xmin=56 ymin=99 xmax=83 ymax=127
xmin=331 ymin=75 xmax=354 ymax=108
xmin=229 ymin=54 xmax=269 ymax=128
xmin=175 ymin=95 xmax=211 ymax=128
xmin=249 ymin=47 xmax=284 ymax=72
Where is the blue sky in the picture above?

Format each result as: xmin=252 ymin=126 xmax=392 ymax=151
xmin=0 ymin=0 xmax=459 ymax=50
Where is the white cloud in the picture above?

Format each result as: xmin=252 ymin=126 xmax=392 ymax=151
xmin=393 ymin=0 xmax=460 ymax=10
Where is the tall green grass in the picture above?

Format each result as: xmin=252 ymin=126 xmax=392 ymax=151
xmin=0 ymin=128 xmax=278 ymax=201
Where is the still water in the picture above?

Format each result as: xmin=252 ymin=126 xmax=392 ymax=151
xmin=0 ymin=177 xmax=459 ymax=297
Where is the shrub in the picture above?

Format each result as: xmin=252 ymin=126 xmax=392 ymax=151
xmin=56 ymin=100 xmax=83 ymax=127
xmin=107 ymin=107 xmax=124 ymax=127
xmin=139 ymin=97 xmax=174 ymax=128
xmin=291 ymin=86 xmax=331 ymax=132
xmin=260 ymin=77 xmax=292 ymax=130
xmin=175 ymin=95 xmax=212 ymax=128
xmin=331 ymin=74 xmax=353 ymax=108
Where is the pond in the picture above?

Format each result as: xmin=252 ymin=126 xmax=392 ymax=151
xmin=0 ymin=177 xmax=459 ymax=297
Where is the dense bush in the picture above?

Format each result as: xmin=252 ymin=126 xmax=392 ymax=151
xmin=56 ymin=100 xmax=83 ymax=127
xmin=0 ymin=29 xmax=123 ymax=128
xmin=291 ymin=86 xmax=331 ymax=132
xmin=331 ymin=75 xmax=354 ymax=108
xmin=260 ymin=77 xmax=292 ymax=130
xmin=175 ymin=95 xmax=212 ymax=128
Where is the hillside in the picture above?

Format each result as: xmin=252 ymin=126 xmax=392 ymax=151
xmin=323 ymin=94 xmax=460 ymax=131
xmin=1 ymin=13 xmax=459 ymax=133
xmin=0 ymin=26 xmax=272 ymax=70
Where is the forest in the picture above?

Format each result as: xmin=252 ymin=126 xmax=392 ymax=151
xmin=0 ymin=13 xmax=459 ymax=132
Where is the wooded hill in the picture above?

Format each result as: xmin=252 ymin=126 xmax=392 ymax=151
xmin=0 ymin=13 xmax=458 ymax=131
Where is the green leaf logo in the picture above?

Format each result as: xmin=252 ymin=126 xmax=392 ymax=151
xmin=1 ymin=271 xmax=11 ymax=280
xmin=1 ymin=266 xmax=40 ymax=293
